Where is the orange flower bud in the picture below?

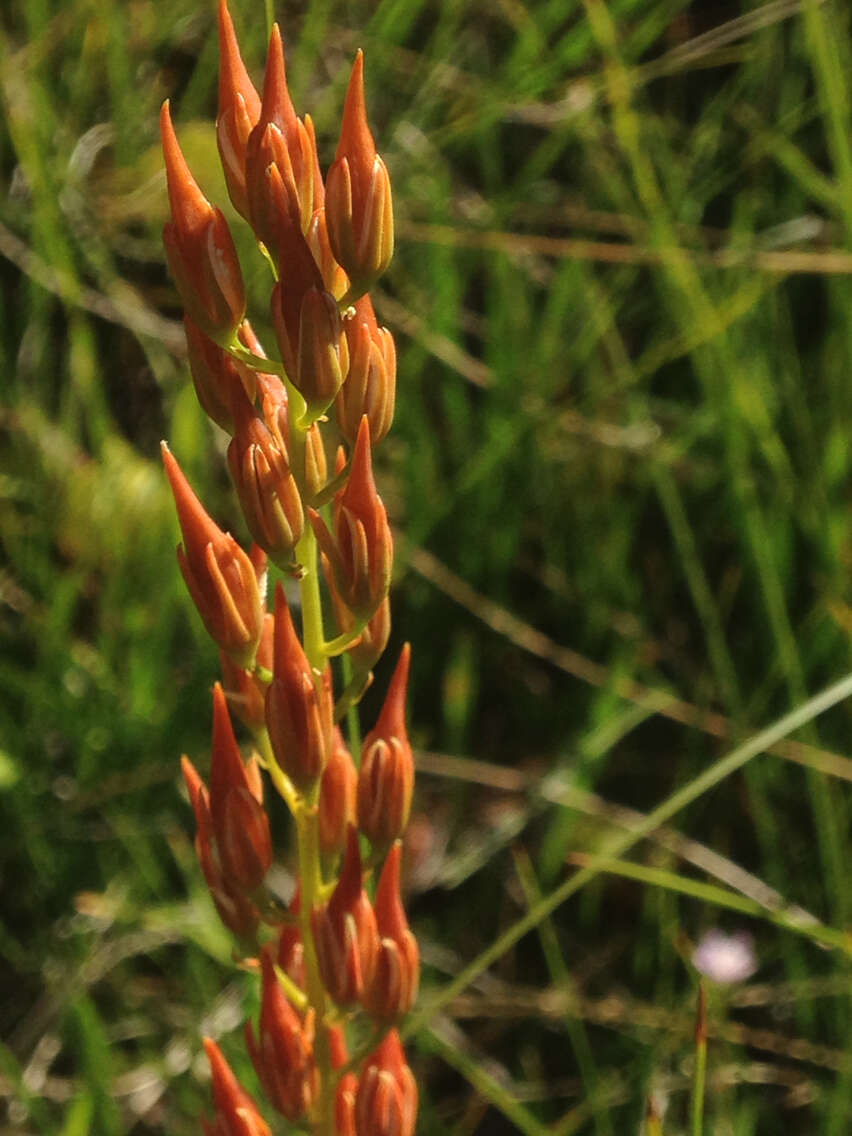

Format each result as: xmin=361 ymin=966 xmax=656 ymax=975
xmin=318 ymin=726 xmax=358 ymax=857
xmin=357 ymin=645 xmax=414 ymax=847
xmin=162 ymin=443 xmax=264 ymax=667
xmin=354 ymin=1031 xmax=417 ymax=1136
xmin=184 ymin=317 xmax=258 ymax=434
xmin=216 ymin=0 xmax=261 ymax=221
xmin=270 ymin=224 xmax=347 ymax=418
xmin=208 ymin=683 xmax=272 ymax=892
xmin=262 ymin=381 xmax=328 ymax=504
xmin=246 ymin=949 xmax=318 ymax=1122
xmin=325 ymin=52 xmax=394 ymax=298
xmin=276 ymin=886 xmax=306 ymax=991
xmin=245 ymin=25 xmax=315 ymax=245
xmin=161 ymin=101 xmax=246 ymax=343
xmin=220 ymin=612 xmax=274 ymax=731
xmin=337 ymin=295 xmax=396 ymax=445
xmin=311 ymin=826 xmax=379 ymax=1006
xmin=265 ymin=583 xmax=328 ymax=788
xmin=310 ymin=417 xmax=393 ymax=619
xmin=227 ymin=390 xmax=304 ymax=566
xmin=329 ymin=1026 xmax=358 ymax=1136
xmin=182 ymin=756 xmax=260 ymax=939
xmin=363 ymin=843 xmax=419 ymax=1018
xmin=202 ymin=1038 xmax=272 ymax=1136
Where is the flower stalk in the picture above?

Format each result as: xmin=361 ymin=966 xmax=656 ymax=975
xmin=160 ymin=6 xmax=416 ymax=1133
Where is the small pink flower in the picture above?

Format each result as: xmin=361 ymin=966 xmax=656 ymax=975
xmin=692 ymin=930 xmax=756 ymax=984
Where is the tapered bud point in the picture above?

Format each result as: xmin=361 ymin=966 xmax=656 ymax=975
xmin=358 ymin=645 xmax=414 ymax=846
xmin=343 ymin=415 xmax=379 ymax=515
xmin=218 ymin=0 xmax=261 ymax=122
xmin=336 ymin=52 xmax=375 ymax=180
xmin=318 ymin=727 xmax=358 ymax=856
xmin=161 ymin=101 xmax=211 ymax=235
xmin=203 ymin=1038 xmax=272 ymax=1136
xmin=364 ymin=842 xmax=420 ymax=1018
xmin=161 ymin=103 xmax=246 ymax=341
xmin=261 ymin=25 xmax=299 ymax=143
xmin=246 ymin=950 xmax=318 ymax=1121
xmin=312 ymin=825 xmax=379 ymax=1005
xmin=355 ymin=1031 xmax=417 ymax=1136
xmin=162 ymin=442 xmax=263 ymax=666
xmin=181 ymin=754 xmax=207 ymax=817
xmin=266 ymin=583 xmax=328 ymax=787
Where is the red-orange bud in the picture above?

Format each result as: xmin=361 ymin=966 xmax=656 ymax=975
xmin=220 ymin=612 xmax=274 ymax=732
xmin=182 ymin=756 xmax=260 ymax=939
xmin=354 ymin=1031 xmax=417 ymax=1136
xmin=357 ymin=644 xmax=414 ymax=847
xmin=162 ymin=443 xmax=264 ymax=666
xmin=318 ymin=726 xmax=358 ymax=857
xmin=245 ymin=25 xmax=315 ymax=245
xmin=325 ymin=52 xmax=394 ymax=298
xmin=337 ymin=295 xmax=396 ymax=445
xmin=227 ymin=391 xmax=304 ymax=566
xmin=184 ymin=316 xmax=258 ymax=434
xmin=276 ymin=886 xmax=306 ymax=991
xmin=263 ymin=375 xmax=328 ymax=503
xmin=246 ymin=949 xmax=318 ymax=1122
xmin=202 ymin=1038 xmax=271 ymax=1136
xmin=161 ymin=101 xmax=246 ymax=343
xmin=216 ymin=0 xmax=261 ymax=221
xmin=208 ymin=683 xmax=272 ymax=892
xmin=265 ymin=583 xmax=328 ymax=787
xmin=311 ymin=826 xmax=379 ymax=1006
xmin=329 ymin=1026 xmax=358 ymax=1136
xmin=363 ymin=843 xmax=419 ymax=1018
xmin=310 ymin=417 xmax=393 ymax=619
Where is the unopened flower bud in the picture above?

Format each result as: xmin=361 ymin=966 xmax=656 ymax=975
xmin=265 ymin=583 xmax=328 ymax=787
xmin=326 ymin=52 xmax=394 ymax=298
xmin=337 ymin=296 xmax=396 ymax=445
xmin=354 ymin=1031 xmax=417 ymax=1136
xmin=263 ymin=382 xmax=328 ymax=504
xmin=202 ymin=1037 xmax=272 ymax=1136
xmin=363 ymin=842 xmax=419 ymax=1018
xmin=311 ymin=826 xmax=379 ymax=1005
xmin=216 ymin=0 xmax=261 ymax=221
xmin=208 ymin=682 xmax=272 ymax=892
xmin=276 ymin=886 xmax=306 ymax=991
xmin=318 ymin=726 xmax=358 ymax=857
xmin=184 ymin=316 xmax=258 ymax=434
xmin=329 ymin=1026 xmax=358 ymax=1136
xmin=358 ymin=645 xmax=414 ymax=847
xmin=245 ymin=25 xmax=315 ymax=245
xmin=227 ymin=390 xmax=304 ymax=566
xmin=310 ymin=417 xmax=393 ymax=619
xmin=246 ymin=949 xmax=318 ymax=1122
xmin=182 ymin=756 xmax=260 ymax=939
xmin=161 ymin=101 xmax=246 ymax=343
xmin=162 ymin=443 xmax=264 ymax=667
xmin=220 ymin=612 xmax=274 ymax=731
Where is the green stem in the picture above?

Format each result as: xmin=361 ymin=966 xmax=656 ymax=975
xmin=324 ymin=618 xmax=368 ymax=658
xmin=691 ymin=982 xmax=707 ymax=1136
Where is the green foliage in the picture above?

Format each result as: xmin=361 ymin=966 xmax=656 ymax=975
xmin=3 ymin=0 xmax=852 ymax=1131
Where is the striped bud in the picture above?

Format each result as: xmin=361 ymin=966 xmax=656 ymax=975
xmin=325 ymin=52 xmax=394 ymax=299
xmin=161 ymin=102 xmax=246 ymax=343
xmin=182 ymin=756 xmax=260 ymax=940
xmin=337 ymin=295 xmax=396 ymax=445
xmin=311 ymin=826 xmax=379 ymax=1006
xmin=265 ymin=583 xmax=328 ymax=788
xmin=354 ymin=1031 xmax=417 ymax=1136
xmin=246 ymin=949 xmax=318 ymax=1122
xmin=162 ymin=443 xmax=264 ymax=667
xmin=227 ymin=390 xmax=304 ymax=566
xmin=216 ymin=0 xmax=261 ymax=221
xmin=357 ymin=645 xmax=414 ymax=847
xmin=329 ymin=1027 xmax=358 ymax=1136
xmin=363 ymin=843 xmax=419 ymax=1019
xmin=262 ymin=379 xmax=328 ymax=504
xmin=202 ymin=1038 xmax=271 ymax=1136
xmin=318 ymin=726 xmax=358 ymax=857
xmin=184 ymin=317 xmax=258 ymax=434
xmin=310 ymin=417 xmax=393 ymax=620
xmin=220 ymin=611 xmax=274 ymax=732
xmin=208 ymin=683 xmax=272 ymax=892
xmin=276 ymin=886 xmax=306 ymax=991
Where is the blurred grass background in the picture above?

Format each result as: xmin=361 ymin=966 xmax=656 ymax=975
xmin=3 ymin=0 xmax=852 ymax=1131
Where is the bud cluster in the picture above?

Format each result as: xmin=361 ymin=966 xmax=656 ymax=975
xmin=160 ymin=5 xmax=417 ymax=1132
